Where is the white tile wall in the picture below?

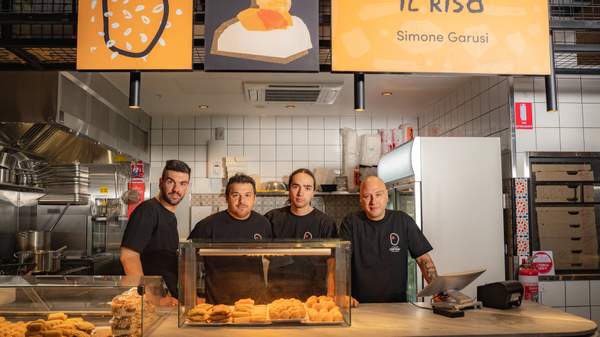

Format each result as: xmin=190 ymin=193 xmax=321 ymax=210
xmin=418 ymin=76 xmax=511 ymax=151
xmin=584 ymin=128 xmax=600 ymax=151
xmin=536 ymin=128 xmax=561 ymax=152
xmin=540 ymin=281 xmax=566 ymax=307
xmin=559 ymin=103 xmax=583 ymax=128
xmin=591 ymin=281 xmax=600 ymax=306
xmin=150 ymin=115 xmax=401 ymax=187
xmin=560 ymin=128 xmax=585 ymax=151
xmin=566 ymin=306 xmax=591 ymax=319
xmin=510 ymin=75 xmax=600 ymax=178
xmin=591 ymin=306 xmax=600 ymax=326
xmin=566 ymin=281 xmax=590 ymax=307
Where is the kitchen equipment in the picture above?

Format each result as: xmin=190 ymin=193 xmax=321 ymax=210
xmin=47 ymin=203 xmax=70 ymax=232
xmin=15 ymin=171 xmax=34 ymax=186
xmin=335 ymin=176 xmax=348 ymax=191
xmin=15 ymin=230 xmax=51 ymax=251
xmin=417 ymin=268 xmax=485 ymax=312
xmin=477 ymin=281 xmax=524 ymax=309
xmin=16 ymin=246 xmax=66 ymax=273
xmin=262 ymin=181 xmax=287 ymax=192
xmin=0 ymin=167 xmax=16 ymax=184
xmin=320 ymin=184 xmax=337 ymax=192
xmin=0 ymin=152 xmax=16 ymax=169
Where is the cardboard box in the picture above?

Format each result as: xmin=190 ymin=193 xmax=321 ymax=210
xmin=541 ymin=236 xmax=598 ymax=257
xmin=538 ymin=223 xmax=597 ymax=238
xmin=537 ymin=206 xmax=596 ymax=225
xmin=584 ymin=185 xmax=596 ymax=202
xmin=532 ymin=164 xmax=592 ymax=172
xmin=536 ymin=185 xmax=581 ymax=202
xmin=535 ymin=170 xmax=594 ymax=182
xmin=554 ymin=254 xmax=600 ymax=270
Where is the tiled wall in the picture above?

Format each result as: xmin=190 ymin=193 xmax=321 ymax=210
xmin=540 ymin=280 xmax=600 ymax=325
xmin=418 ymin=76 xmax=512 ymax=152
xmin=149 ymin=114 xmax=416 ymax=193
xmin=513 ymin=75 xmax=600 ymax=177
xmin=191 ymin=194 xmax=361 ymax=225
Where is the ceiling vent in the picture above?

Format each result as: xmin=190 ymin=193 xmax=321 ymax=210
xmin=244 ymin=82 xmax=343 ymax=104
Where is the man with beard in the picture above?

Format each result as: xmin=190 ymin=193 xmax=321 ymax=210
xmin=120 ymin=160 xmax=190 ymax=305
xmin=189 ymin=173 xmax=272 ymax=304
xmin=265 ymin=168 xmax=337 ymax=299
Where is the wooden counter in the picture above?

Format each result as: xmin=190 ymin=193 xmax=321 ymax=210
xmin=151 ymin=302 xmax=598 ymax=337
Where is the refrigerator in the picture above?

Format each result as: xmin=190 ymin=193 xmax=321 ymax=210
xmin=378 ymin=137 xmax=505 ymax=298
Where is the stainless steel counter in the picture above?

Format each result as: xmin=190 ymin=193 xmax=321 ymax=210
xmin=150 ymin=302 xmax=597 ymax=337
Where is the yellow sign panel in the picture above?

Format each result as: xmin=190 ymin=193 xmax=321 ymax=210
xmin=77 ymin=0 xmax=193 ymax=70
xmin=332 ymin=0 xmax=551 ymax=75
xmin=99 ymin=186 xmax=109 ymax=194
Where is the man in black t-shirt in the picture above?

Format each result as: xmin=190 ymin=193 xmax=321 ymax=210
xmin=120 ymin=160 xmax=191 ymax=305
xmin=265 ymin=168 xmax=337 ymax=300
xmin=340 ymin=176 xmax=438 ymax=304
xmin=189 ymin=174 xmax=272 ymax=304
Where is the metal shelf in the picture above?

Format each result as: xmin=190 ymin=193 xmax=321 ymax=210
xmin=0 ymin=182 xmax=44 ymax=193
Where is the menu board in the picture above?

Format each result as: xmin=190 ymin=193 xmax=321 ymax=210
xmin=332 ymin=0 xmax=551 ymax=75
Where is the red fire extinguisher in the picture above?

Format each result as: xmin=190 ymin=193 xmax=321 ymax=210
xmin=519 ymin=258 xmax=539 ymax=302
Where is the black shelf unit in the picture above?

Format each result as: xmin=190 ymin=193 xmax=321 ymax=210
xmin=528 ymin=152 xmax=600 ymax=274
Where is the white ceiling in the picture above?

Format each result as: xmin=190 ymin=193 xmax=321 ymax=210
xmin=101 ymin=71 xmax=475 ymax=117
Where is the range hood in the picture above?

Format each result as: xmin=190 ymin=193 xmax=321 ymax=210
xmin=0 ymin=71 xmax=150 ymax=164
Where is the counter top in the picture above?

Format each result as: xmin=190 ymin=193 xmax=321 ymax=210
xmin=540 ymin=274 xmax=600 ymax=281
xmin=150 ymin=302 xmax=598 ymax=337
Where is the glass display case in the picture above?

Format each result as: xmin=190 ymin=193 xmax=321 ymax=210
xmin=0 ymin=275 xmax=171 ymax=337
xmin=178 ymin=240 xmax=351 ymax=327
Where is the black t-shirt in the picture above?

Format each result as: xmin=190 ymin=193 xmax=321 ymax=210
xmin=265 ymin=206 xmax=339 ymax=300
xmin=340 ymin=209 xmax=433 ymax=303
xmin=121 ymin=198 xmax=179 ymax=298
xmin=188 ymin=210 xmax=272 ymax=304
xmin=265 ymin=206 xmax=338 ymax=240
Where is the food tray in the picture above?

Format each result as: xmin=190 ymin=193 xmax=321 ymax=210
xmin=267 ymin=304 xmax=308 ymax=323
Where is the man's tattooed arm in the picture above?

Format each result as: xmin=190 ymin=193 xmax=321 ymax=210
xmin=416 ymin=253 xmax=438 ymax=284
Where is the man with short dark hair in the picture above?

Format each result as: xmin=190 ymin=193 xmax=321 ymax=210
xmin=189 ymin=173 xmax=272 ymax=304
xmin=120 ymin=159 xmax=191 ymax=304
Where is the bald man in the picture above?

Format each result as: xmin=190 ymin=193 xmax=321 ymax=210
xmin=340 ymin=176 xmax=438 ymax=303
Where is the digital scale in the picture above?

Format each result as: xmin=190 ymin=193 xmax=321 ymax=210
xmin=416 ymin=268 xmax=486 ymax=317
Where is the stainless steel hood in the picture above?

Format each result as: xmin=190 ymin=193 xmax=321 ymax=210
xmin=0 ymin=71 xmax=150 ymax=164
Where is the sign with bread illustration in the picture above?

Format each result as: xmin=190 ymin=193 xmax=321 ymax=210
xmin=77 ymin=0 xmax=192 ymax=70
xmin=205 ymin=0 xmax=319 ymax=71
xmin=332 ymin=0 xmax=551 ymax=75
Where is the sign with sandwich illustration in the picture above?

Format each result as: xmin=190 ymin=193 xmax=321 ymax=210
xmin=205 ymin=0 xmax=319 ymax=71
xmin=332 ymin=0 xmax=551 ymax=75
xmin=76 ymin=0 xmax=193 ymax=70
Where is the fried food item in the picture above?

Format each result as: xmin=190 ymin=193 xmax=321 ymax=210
xmin=268 ymin=298 xmax=306 ymax=320
xmin=47 ymin=314 xmax=67 ymax=322
xmin=188 ymin=304 xmax=213 ymax=317
xmin=73 ymin=322 xmax=94 ymax=334
xmin=234 ymin=298 xmax=254 ymax=306
xmin=305 ymin=295 xmax=344 ymax=322
xmin=41 ymin=330 xmax=62 ymax=337
xmin=205 ymin=304 xmax=232 ymax=324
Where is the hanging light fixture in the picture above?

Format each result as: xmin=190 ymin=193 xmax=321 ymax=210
xmin=129 ymin=71 xmax=141 ymax=109
xmin=545 ymin=30 xmax=558 ymax=112
xmin=354 ymin=72 xmax=365 ymax=112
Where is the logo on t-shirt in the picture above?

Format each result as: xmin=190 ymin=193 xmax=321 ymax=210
xmin=389 ymin=233 xmax=401 ymax=253
xmin=253 ymin=233 xmax=263 ymax=240
xmin=303 ymin=232 xmax=313 ymax=240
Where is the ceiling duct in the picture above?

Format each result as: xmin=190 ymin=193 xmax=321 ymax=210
xmin=244 ymin=82 xmax=343 ymax=104
xmin=0 ymin=71 xmax=150 ymax=164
